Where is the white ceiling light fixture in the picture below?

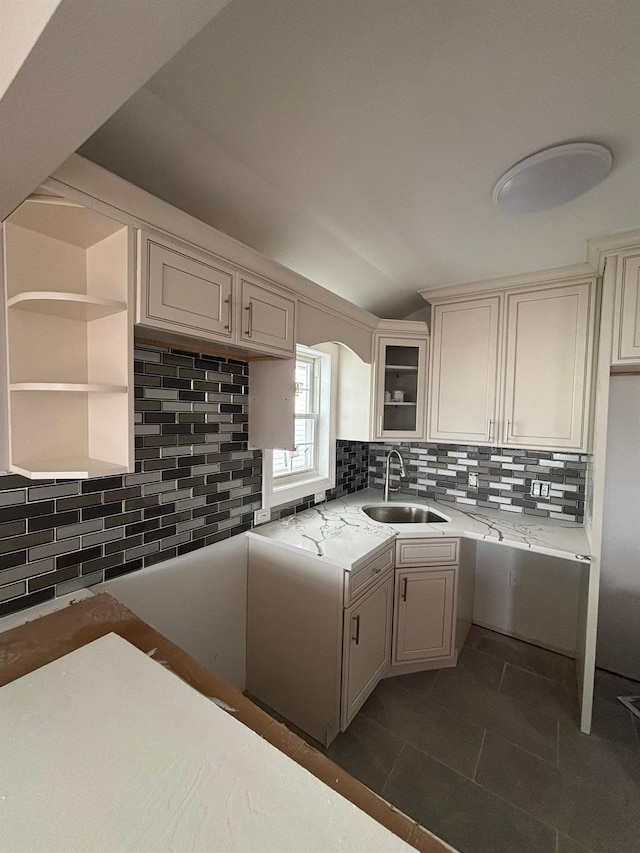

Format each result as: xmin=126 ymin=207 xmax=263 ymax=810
xmin=493 ymin=142 xmax=613 ymax=213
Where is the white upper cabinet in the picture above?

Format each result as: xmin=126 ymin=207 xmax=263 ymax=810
xmin=611 ymin=249 xmax=640 ymax=365
xmin=3 ymin=196 xmax=134 ymax=479
xmin=371 ymin=325 xmax=428 ymax=442
xmin=332 ymin=321 xmax=428 ymax=443
xmin=428 ymin=297 xmax=500 ymax=444
xmin=503 ymin=282 xmax=594 ymax=449
xmin=137 ymin=230 xmax=295 ymax=357
xmin=141 ymin=232 xmax=233 ymax=340
xmin=427 ymin=276 xmax=596 ymax=451
xmin=238 ymin=273 xmax=295 ymax=355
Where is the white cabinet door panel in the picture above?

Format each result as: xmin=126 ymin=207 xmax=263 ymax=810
xmin=612 ymin=251 xmax=640 ymax=364
xmin=341 ymin=572 xmax=393 ymax=729
xmin=142 ymin=234 xmax=233 ymax=340
xmin=502 ymin=282 xmax=594 ymax=449
xmin=239 ymin=276 xmax=295 ymax=354
xmin=393 ymin=568 xmax=456 ymax=664
xmin=429 ymin=297 xmax=500 ymax=444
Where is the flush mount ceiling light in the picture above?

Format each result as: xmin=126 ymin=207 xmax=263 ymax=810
xmin=493 ymin=142 xmax=613 ymax=213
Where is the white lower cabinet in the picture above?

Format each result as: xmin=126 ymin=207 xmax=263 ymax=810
xmin=341 ymin=572 xmax=393 ymax=728
xmin=247 ymin=538 xmax=395 ymax=747
xmin=247 ymin=533 xmax=475 ymax=746
xmin=390 ymin=537 xmax=474 ymax=674
xmin=393 ymin=568 xmax=456 ymax=664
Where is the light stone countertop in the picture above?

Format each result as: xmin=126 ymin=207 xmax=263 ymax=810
xmin=247 ymin=488 xmax=592 ymax=570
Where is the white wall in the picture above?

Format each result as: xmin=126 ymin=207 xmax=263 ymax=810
xmin=473 ymin=541 xmax=583 ymax=656
xmin=96 ymin=533 xmax=248 ymax=690
xmin=596 ymin=375 xmax=640 ymax=680
xmin=0 ymin=0 xmax=230 ymax=220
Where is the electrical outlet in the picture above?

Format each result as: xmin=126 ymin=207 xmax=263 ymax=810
xmin=510 ymin=570 xmax=521 ymax=587
xmin=468 ymin=472 xmax=478 ymax=489
xmin=253 ymin=508 xmax=270 ymax=525
xmin=313 ymin=491 xmax=326 ymax=504
xmin=531 ymin=481 xmax=551 ymax=499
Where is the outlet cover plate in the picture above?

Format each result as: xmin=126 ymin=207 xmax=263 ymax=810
xmin=531 ymin=481 xmax=551 ymax=499
xmin=313 ymin=491 xmax=326 ymax=504
xmin=253 ymin=508 xmax=270 ymax=525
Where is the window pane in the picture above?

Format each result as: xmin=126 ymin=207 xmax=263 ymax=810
xmin=273 ymin=417 xmax=316 ymax=479
xmin=294 ymin=359 xmax=313 ymax=414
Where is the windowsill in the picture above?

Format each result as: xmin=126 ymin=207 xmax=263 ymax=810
xmin=268 ymin=474 xmax=334 ymax=510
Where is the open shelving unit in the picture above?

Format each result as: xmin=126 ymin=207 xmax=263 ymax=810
xmin=3 ymin=195 xmax=134 ymax=479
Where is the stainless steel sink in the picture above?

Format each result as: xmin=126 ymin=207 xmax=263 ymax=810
xmin=363 ymin=505 xmax=448 ymax=524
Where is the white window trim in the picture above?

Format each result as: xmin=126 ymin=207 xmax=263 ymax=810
xmin=262 ymin=344 xmax=337 ymax=510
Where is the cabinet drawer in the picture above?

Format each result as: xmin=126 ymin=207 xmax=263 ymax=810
xmin=395 ymin=537 xmax=458 ymax=567
xmin=346 ymin=544 xmax=394 ymax=603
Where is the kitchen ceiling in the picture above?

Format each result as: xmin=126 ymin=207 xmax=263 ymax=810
xmin=80 ymin=0 xmax=640 ymax=318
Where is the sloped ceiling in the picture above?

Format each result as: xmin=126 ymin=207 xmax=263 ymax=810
xmin=80 ymin=0 xmax=640 ymax=318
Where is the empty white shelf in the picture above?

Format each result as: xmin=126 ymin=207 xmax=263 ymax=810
xmin=384 ymin=401 xmax=417 ymax=406
xmin=10 ymin=457 xmax=129 ymax=480
xmin=385 ymin=364 xmax=418 ymax=371
xmin=7 ymin=292 xmax=127 ymax=321
xmin=10 ymin=383 xmax=127 ymax=393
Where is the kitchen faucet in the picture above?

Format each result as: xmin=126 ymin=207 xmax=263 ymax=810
xmin=384 ymin=449 xmax=407 ymax=502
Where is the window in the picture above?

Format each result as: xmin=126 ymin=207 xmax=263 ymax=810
xmin=263 ymin=345 xmax=335 ymax=509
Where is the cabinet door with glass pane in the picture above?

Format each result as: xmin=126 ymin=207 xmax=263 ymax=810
xmin=372 ymin=336 xmax=428 ymax=441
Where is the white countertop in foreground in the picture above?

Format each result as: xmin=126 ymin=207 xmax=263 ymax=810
xmin=248 ymin=489 xmax=591 ymax=569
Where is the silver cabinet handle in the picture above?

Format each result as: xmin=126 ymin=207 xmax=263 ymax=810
xmin=487 ymin=418 xmax=493 ymax=441
xmin=224 ymin=296 xmax=231 ymax=331
xmin=245 ymin=302 xmax=253 ymax=337
xmin=352 ymin=614 xmax=361 ymax=645
xmin=401 ymin=577 xmax=408 ymax=602
xmin=505 ymin=418 xmax=511 ymax=440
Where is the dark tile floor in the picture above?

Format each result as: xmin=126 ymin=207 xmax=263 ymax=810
xmin=257 ymin=626 xmax=640 ymax=853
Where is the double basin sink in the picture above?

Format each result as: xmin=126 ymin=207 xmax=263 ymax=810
xmin=363 ymin=504 xmax=448 ymax=524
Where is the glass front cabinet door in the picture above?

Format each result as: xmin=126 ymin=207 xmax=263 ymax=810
xmin=372 ymin=332 xmax=428 ymax=441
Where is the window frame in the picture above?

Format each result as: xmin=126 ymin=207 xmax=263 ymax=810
xmin=262 ymin=344 xmax=336 ymax=510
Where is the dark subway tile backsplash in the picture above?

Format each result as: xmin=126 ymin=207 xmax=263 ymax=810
xmin=369 ymin=442 xmax=587 ymax=521
xmin=0 ymin=342 xmax=587 ymax=623
xmin=0 ymin=345 xmax=262 ymax=619
xmin=0 ymin=345 xmax=372 ymax=621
